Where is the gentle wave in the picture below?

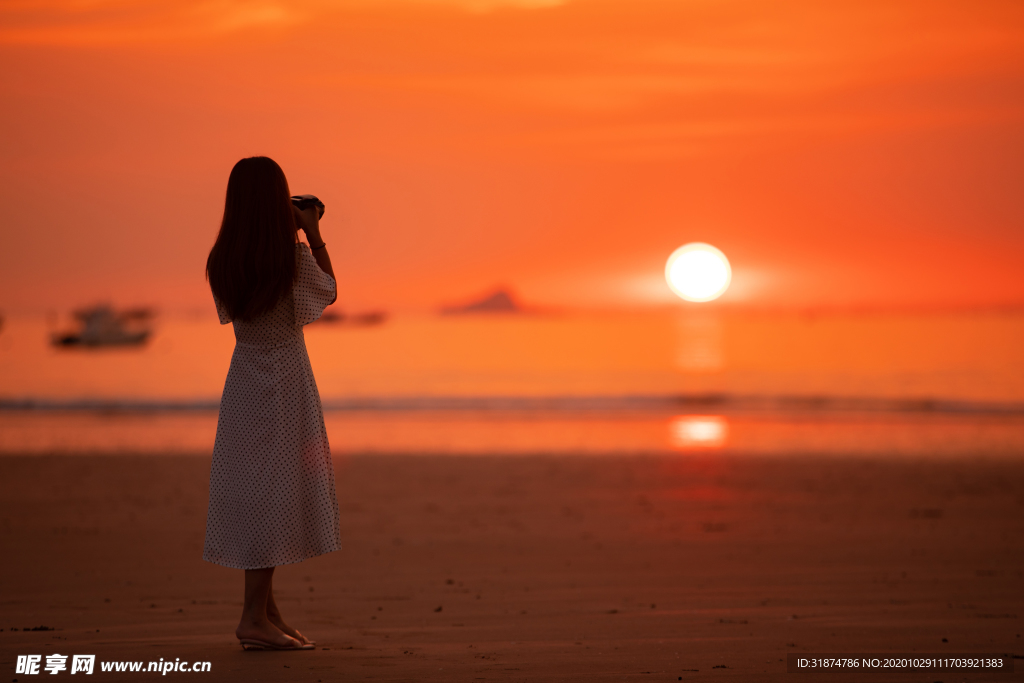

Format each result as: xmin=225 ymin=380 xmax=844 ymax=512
xmin=3 ymin=393 xmax=1024 ymax=415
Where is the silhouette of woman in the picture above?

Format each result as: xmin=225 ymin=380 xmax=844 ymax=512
xmin=203 ymin=156 xmax=340 ymax=650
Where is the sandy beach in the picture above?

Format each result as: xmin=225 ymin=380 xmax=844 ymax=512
xmin=1 ymin=452 xmax=1021 ymax=682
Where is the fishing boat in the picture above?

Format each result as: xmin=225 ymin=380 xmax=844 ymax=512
xmin=312 ymin=309 xmax=388 ymax=326
xmin=51 ymin=305 xmax=153 ymax=347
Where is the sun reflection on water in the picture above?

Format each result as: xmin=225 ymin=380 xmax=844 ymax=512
xmin=669 ymin=415 xmax=728 ymax=449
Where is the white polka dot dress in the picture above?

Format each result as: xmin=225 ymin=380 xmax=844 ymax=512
xmin=203 ymin=243 xmax=341 ymax=570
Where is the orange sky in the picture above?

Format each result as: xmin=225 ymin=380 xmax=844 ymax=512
xmin=1 ymin=0 xmax=1022 ymax=313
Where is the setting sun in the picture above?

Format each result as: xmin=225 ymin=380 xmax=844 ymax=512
xmin=665 ymin=243 xmax=732 ymax=302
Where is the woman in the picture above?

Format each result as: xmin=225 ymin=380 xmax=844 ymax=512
xmin=203 ymin=156 xmax=340 ymax=651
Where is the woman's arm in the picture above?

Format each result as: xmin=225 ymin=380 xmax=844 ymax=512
xmin=293 ymin=204 xmax=335 ymax=281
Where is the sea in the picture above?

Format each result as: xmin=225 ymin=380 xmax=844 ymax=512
xmin=1 ymin=308 xmax=1022 ymax=457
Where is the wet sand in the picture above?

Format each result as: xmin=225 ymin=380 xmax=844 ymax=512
xmin=1 ymin=453 xmax=1022 ymax=681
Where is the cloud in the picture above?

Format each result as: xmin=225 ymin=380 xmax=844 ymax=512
xmin=0 ymin=0 xmax=306 ymax=44
xmin=0 ymin=0 xmax=566 ymax=44
xmin=406 ymin=0 xmax=566 ymax=11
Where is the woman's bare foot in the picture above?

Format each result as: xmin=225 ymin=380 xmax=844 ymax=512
xmin=267 ymin=610 xmax=313 ymax=646
xmin=266 ymin=592 xmax=314 ymax=645
xmin=235 ymin=617 xmax=301 ymax=649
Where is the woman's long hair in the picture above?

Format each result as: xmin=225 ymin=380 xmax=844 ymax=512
xmin=206 ymin=157 xmax=297 ymax=321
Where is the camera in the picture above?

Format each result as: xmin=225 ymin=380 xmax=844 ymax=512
xmin=291 ymin=194 xmax=325 ymax=219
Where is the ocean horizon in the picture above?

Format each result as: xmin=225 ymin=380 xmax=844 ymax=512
xmin=2 ymin=308 xmax=1022 ymax=456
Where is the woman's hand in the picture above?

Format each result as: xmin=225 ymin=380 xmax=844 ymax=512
xmin=292 ymin=203 xmax=334 ymax=281
xmin=292 ymin=204 xmax=322 ymax=245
